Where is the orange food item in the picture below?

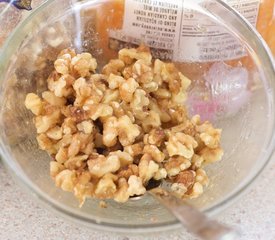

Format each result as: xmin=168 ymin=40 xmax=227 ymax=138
xmin=94 ymin=0 xmax=274 ymax=67
xmin=96 ymin=0 xmax=124 ymax=60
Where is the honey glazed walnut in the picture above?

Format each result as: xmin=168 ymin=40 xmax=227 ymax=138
xmin=25 ymin=45 xmax=223 ymax=206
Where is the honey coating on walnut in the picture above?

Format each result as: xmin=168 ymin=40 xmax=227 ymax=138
xmin=25 ymin=46 xmax=223 ymax=205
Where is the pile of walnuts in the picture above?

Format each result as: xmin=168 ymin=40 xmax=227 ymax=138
xmin=25 ymin=46 xmax=223 ymax=206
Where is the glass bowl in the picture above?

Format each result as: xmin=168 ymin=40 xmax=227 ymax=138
xmin=0 ymin=0 xmax=274 ymax=233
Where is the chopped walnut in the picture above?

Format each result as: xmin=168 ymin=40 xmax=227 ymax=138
xmin=102 ymin=89 xmax=119 ymax=104
xmin=95 ymin=173 xmax=117 ymax=199
xmin=114 ymin=178 xmax=130 ymax=203
xmin=88 ymin=103 xmax=113 ymax=120
xmin=119 ymin=46 xmax=152 ymax=65
xmin=124 ymin=142 xmax=144 ymax=157
xmin=166 ymin=132 xmax=198 ymax=159
xmin=102 ymin=116 xmax=118 ymax=147
xmin=55 ymin=169 xmax=77 ymax=192
xmin=174 ymin=170 xmax=196 ymax=189
xmin=143 ymin=128 xmax=165 ymax=147
xmin=117 ymin=164 xmax=139 ymax=179
xmin=164 ymin=156 xmax=191 ymax=177
xmin=132 ymin=60 xmax=153 ymax=83
xmin=107 ymin=73 xmax=125 ymax=89
xmin=110 ymin=150 xmax=133 ymax=167
xmin=25 ymin=46 xmax=223 ymax=205
xmin=50 ymin=161 xmax=65 ymax=178
xmin=154 ymin=168 xmax=167 ymax=180
xmin=76 ymin=120 xmax=94 ymax=134
xmin=199 ymin=147 xmax=224 ymax=164
xmin=127 ymin=175 xmax=146 ymax=196
xmin=42 ymin=91 xmax=66 ymax=107
xmin=64 ymin=154 xmax=88 ymax=170
xmin=35 ymin=108 xmax=61 ymax=134
xmin=143 ymin=145 xmax=165 ymax=163
xmin=119 ymin=78 xmax=139 ymax=102
xmin=102 ymin=59 xmax=125 ymax=76
xmin=118 ymin=115 xmax=140 ymax=146
xmin=138 ymin=154 xmax=159 ymax=183
xmin=71 ymin=53 xmax=97 ymax=77
xmin=88 ymin=154 xmax=120 ymax=178
xmin=25 ymin=93 xmax=43 ymax=115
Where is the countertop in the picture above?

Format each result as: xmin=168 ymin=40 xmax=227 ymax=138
xmin=1 ymin=154 xmax=275 ymax=240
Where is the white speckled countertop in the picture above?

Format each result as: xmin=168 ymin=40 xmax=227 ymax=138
xmin=1 ymin=154 xmax=275 ymax=240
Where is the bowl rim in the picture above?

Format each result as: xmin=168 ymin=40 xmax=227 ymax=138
xmin=0 ymin=0 xmax=275 ymax=233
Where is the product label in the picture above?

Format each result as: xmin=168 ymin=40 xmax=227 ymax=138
xmin=109 ymin=0 xmax=260 ymax=62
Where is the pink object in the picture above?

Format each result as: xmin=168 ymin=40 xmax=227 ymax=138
xmin=188 ymin=62 xmax=251 ymax=121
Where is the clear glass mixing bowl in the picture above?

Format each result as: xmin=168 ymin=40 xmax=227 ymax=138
xmin=0 ymin=0 xmax=274 ymax=233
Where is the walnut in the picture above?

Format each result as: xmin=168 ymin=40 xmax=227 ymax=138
xmin=142 ymin=81 xmax=158 ymax=93
xmin=199 ymin=147 xmax=224 ymax=163
xmin=46 ymin=126 xmax=63 ymax=140
xmin=142 ymin=111 xmax=161 ymax=132
xmin=54 ymin=53 xmax=72 ymax=75
xmin=102 ymin=116 xmax=118 ymax=147
xmin=195 ymin=169 xmax=209 ymax=186
xmin=74 ymin=172 xmax=94 ymax=206
xmin=114 ymin=178 xmax=130 ymax=203
xmin=187 ymin=182 xmax=204 ymax=199
xmin=55 ymin=169 xmax=77 ymax=192
xmin=130 ymin=89 xmax=150 ymax=117
xmin=88 ymin=103 xmax=113 ymax=120
xmin=171 ymin=183 xmax=187 ymax=198
xmin=132 ymin=60 xmax=153 ymax=83
xmin=138 ymin=153 xmax=159 ymax=183
xmin=143 ymin=128 xmax=165 ymax=147
xmin=154 ymin=168 xmax=167 ymax=180
xmin=164 ymin=156 xmax=191 ymax=177
xmin=55 ymin=147 xmax=68 ymax=163
xmin=102 ymin=89 xmax=119 ymax=104
xmin=171 ymin=73 xmax=191 ymax=104
xmin=166 ymin=132 xmax=198 ymax=159
xmin=25 ymin=93 xmax=43 ymax=115
xmin=191 ymin=154 xmax=204 ymax=170
xmin=124 ymin=142 xmax=144 ymax=157
xmin=107 ymin=73 xmax=125 ymax=89
xmin=48 ymin=74 xmax=73 ymax=98
xmin=174 ymin=170 xmax=196 ymax=189
xmin=148 ymin=98 xmax=171 ymax=123
xmin=199 ymin=127 xmax=222 ymax=149
xmin=64 ymin=154 xmax=88 ymax=170
xmin=73 ymin=77 xmax=92 ymax=106
xmin=153 ymin=88 xmax=171 ymax=99
xmin=35 ymin=108 xmax=61 ymax=134
xmin=143 ymin=145 xmax=165 ymax=163
xmin=102 ymin=59 xmax=125 ymax=76
xmin=62 ymin=118 xmax=77 ymax=135
xmin=127 ymin=175 xmax=146 ymax=196
xmin=42 ymin=91 xmax=66 ymax=107
xmin=67 ymin=134 xmax=81 ymax=158
xmin=36 ymin=133 xmax=55 ymax=154
xmin=119 ymin=78 xmax=139 ymax=102
xmin=117 ymin=115 xmax=140 ymax=146
xmin=109 ymin=101 xmax=125 ymax=118
xmin=76 ymin=120 xmax=94 ymax=134
xmin=25 ymin=46 xmax=223 ymax=205
xmin=88 ymin=154 xmax=120 ymax=178
xmin=94 ymin=173 xmax=117 ymax=199
xmin=71 ymin=53 xmax=97 ymax=77
xmin=117 ymin=164 xmax=139 ymax=179
xmin=110 ymin=150 xmax=133 ymax=167
xmin=50 ymin=161 xmax=65 ymax=178
xmin=119 ymin=46 xmax=152 ymax=65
